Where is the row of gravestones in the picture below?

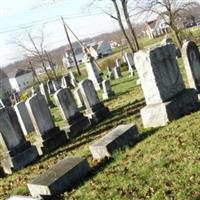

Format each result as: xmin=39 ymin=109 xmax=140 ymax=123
xmin=134 ymin=40 xmax=200 ymax=128
xmin=0 ymin=79 xmax=111 ymax=175
xmin=107 ymin=52 xmax=135 ymax=80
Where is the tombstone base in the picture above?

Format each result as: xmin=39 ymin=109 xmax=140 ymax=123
xmin=62 ymin=113 xmax=91 ymax=138
xmin=141 ymin=89 xmax=198 ymax=128
xmin=86 ymin=103 xmax=109 ymax=125
xmin=1 ymin=142 xmax=38 ymax=174
xmin=35 ymin=127 xmax=68 ymax=156
xmin=27 ymin=157 xmax=90 ymax=197
xmin=102 ymin=91 xmax=115 ymax=100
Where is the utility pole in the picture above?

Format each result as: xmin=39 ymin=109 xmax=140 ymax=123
xmin=61 ymin=16 xmax=81 ymax=76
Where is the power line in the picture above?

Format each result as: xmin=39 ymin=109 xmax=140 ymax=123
xmin=0 ymin=12 xmax=105 ymax=34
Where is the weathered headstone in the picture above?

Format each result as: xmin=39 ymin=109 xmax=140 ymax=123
xmin=113 ymin=66 xmax=122 ymax=79
xmin=182 ymin=40 xmax=200 ymax=95
xmin=61 ymin=75 xmax=74 ymax=89
xmin=107 ymin=66 xmax=114 ymax=80
xmin=89 ymin=124 xmax=138 ymax=160
xmin=79 ymin=79 xmax=109 ymax=124
xmin=124 ymin=52 xmax=135 ymax=74
xmin=54 ymin=88 xmax=90 ymax=138
xmin=102 ymin=80 xmax=115 ymax=100
xmin=134 ymin=44 xmax=198 ymax=128
xmin=27 ymin=157 xmax=90 ymax=197
xmin=115 ymin=58 xmax=121 ymax=67
xmin=84 ymin=54 xmax=102 ymax=91
xmin=26 ymin=93 xmax=67 ymax=155
xmin=52 ymin=79 xmax=61 ymax=91
xmin=47 ymin=80 xmax=55 ymax=94
xmin=73 ymin=88 xmax=85 ymax=109
xmin=0 ymin=107 xmax=38 ymax=174
xmin=39 ymin=83 xmax=54 ymax=108
xmin=14 ymin=102 xmax=34 ymax=136
xmin=69 ymin=71 xmax=78 ymax=87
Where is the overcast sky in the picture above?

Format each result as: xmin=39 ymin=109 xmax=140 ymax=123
xmin=0 ymin=0 xmax=121 ymax=67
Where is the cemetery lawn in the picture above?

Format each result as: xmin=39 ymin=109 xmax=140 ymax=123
xmin=0 ymin=70 xmax=200 ymax=200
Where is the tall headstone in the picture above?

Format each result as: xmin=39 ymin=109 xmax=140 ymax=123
xmin=61 ymin=75 xmax=74 ymax=89
xmin=107 ymin=66 xmax=114 ymax=80
xmin=54 ymin=88 xmax=90 ymax=138
xmin=39 ymin=83 xmax=54 ymax=108
xmin=124 ymin=52 xmax=135 ymax=74
xmin=26 ymin=93 xmax=67 ymax=155
xmin=102 ymin=80 xmax=115 ymax=100
xmin=73 ymin=88 xmax=85 ymax=109
xmin=14 ymin=102 xmax=34 ymax=136
xmin=113 ymin=66 xmax=122 ymax=79
xmin=47 ymin=80 xmax=55 ymax=94
xmin=84 ymin=54 xmax=102 ymax=91
xmin=0 ymin=107 xmax=38 ymax=174
xmin=182 ymin=40 xmax=200 ymax=95
xmin=79 ymin=79 xmax=109 ymax=124
xmin=115 ymin=58 xmax=121 ymax=68
xmin=69 ymin=71 xmax=78 ymax=87
xmin=134 ymin=44 xmax=198 ymax=128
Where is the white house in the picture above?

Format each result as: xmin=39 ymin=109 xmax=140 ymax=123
xmin=0 ymin=69 xmax=12 ymax=95
xmin=9 ymin=69 xmax=34 ymax=92
xmin=145 ymin=15 xmax=170 ymax=39
xmin=88 ymin=41 xmax=112 ymax=59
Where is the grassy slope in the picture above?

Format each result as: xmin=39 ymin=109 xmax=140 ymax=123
xmin=0 ymin=62 xmax=200 ymax=199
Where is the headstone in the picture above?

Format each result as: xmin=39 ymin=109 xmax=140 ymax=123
xmin=47 ymin=80 xmax=55 ymax=94
xmin=0 ymin=107 xmax=38 ymax=174
xmin=27 ymin=157 xmax=90 ymax=197
xmin=52 ymin=79 xmax=61 ymax=91
xmin=113 ymin=66 xmax=122 ymax=79
xmin=73 ymin=88 xmax=85 ymax=109
xmin=79 ymin=79 xmax=109 ymax=124
xmin=54 ymin=88 xmax=90 ymax=138
xmin=134 ymin=44 xmax=198 ymax=128
xmin=0 ymin=99 xmax=4 ymax=108
xmin=107 ymin=66 xmax=114 ymax=80
xmin=89 ymin=124 xmax=138 ymax=160
xmin=102 ymin=80 xmax=115 ymax=100
xmin=14 ymin=102 xmax=34 ymax=136
xmin=115 ymin=58 xmax=121 ymax=67
xmin=84 ymin=54 xmax=102 ymax=91
xmin=26 ymin=93 xmax=67 ymax=155
xmin=39 ymin=83 xmax=54 ymax=108
xmin=69 ymin=71 xmax=78 ymax=87
xmin=182 ymin=40 xmax=200 ymax=95
xmin=61 ymin=75 xmax=74 ymax=89
xmin=124 ymin=52 xmax=135 ymax=74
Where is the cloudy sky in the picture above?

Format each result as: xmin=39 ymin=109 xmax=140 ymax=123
xmin=0 ymin=0 xmax=121 ymax=67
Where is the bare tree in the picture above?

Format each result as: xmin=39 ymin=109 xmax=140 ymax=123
xmin=136 ymin=0 xmax=200 ymax=48
xmin=89 ymin=0 xmax=139 ymax=54
xmin=13 ymin=29 xmax=51 ymax=79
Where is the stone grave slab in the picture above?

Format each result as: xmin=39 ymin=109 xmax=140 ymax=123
xmin=27 ymin=157 xmax=90 ymax=197
xmin=89 ymin=124 xmax=138 ymax=160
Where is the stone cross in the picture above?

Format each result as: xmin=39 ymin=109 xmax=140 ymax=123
xmin=182 ymin=40 xmax=200 ymax=94
xmin=134 ymin=44 xmax=198 ymax=128
xmin=0 ymin=107 xmax=38 ymax=174
xmin=79 ymin=79 xmax=109 ymax=124
xmin=102 ymin=80 xmax=115 ymax=100
xmin=14 ymin=101 xmax=34 ymax=136
xmin=26 ymin=93 xmax=67 ymax=155
xmin=54 ymin=88 xmax=90 ymax=137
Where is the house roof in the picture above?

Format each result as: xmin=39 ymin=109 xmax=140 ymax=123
xmin=15 ymin=69 xmax=31 ymax=77
xmin=145 ymin=20 xmax=157 ymax=29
